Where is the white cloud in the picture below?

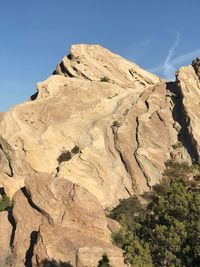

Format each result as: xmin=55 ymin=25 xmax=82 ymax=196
xmin=171 ymin=49 xmax=200 ymax=66
xmin=149 ymin=33 xmax=200 ymax=80
xmin=162 ymin=33 xmax=180 ymax=80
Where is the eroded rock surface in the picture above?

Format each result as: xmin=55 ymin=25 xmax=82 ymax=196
xmin=0 ymin=211 xmax=12 ymax=266
xmin=176 ymin=59 xmax=200 ymax=161
xmin=11 ymin=173 xmax=125 ymax=267
xmin=0 ymin=45 xmax=163 ymax=208
xmin=0 ymin=45 xmax=200 ymax=266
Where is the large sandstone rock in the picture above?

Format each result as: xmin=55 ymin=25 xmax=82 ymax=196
xmin=0 ymin=44 xmax=200 ymax=266
xmin=25 ymin=173 xmax=109 ymax=239
xmin=33 ymin=222 xmax=125 ymax=267
xmin=9 ymin=173 xmax=125 ymax=267
xmin=176 ymin=58 xmax=200 ymax=162
xmin=53 ymin=44 xmax=161 ymax=87
xmin=0 ymin=45 xmax=163 ymax=208
xmin=12 ymin=189 xmax=43 ymax=266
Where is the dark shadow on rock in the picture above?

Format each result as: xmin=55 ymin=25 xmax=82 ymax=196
xmin=31 ymin=92 xmax=38 ymax=101
xmin=21 ymin=187 xmax=53 ymax=225
xmin=25 ymin=230 xmax=39 ymax=267
xmin=40 ymin=259 xmax=73 ymax=267
xmin=7 ymin=207 xmax=16 ymax=249
xmin=21 ymin=187 xmax=42 ymax=214
xmin=0 ymin=187 xmax=5 ymax=196
xmin=167 ymin=81 xmax=199 ymax=163
xmin=52 ymin=61 xmax=73 ymax=77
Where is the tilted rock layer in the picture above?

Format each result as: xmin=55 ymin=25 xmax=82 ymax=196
xmin=0 ymin=45 xmax=200 ymax=266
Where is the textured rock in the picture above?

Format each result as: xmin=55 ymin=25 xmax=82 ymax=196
xmin=12 ymin=189 xmax=43 ymax=266
xmin=25 ymin=173 xmax=109 ymax=239
xmin=0 ymin=211 xmax=12 ymax=266
xmin=33 ymin=222 xmax=125 ymax=267
xmin=106 ymin=217 xmax=121 ymax=234
xmin=176 ymin=61 xmax=200 ymax=161
xmin=53 ymin=44 xmax=161 ymax=87
xmin=23 ymin=173 xmax=125 ymax=267
xmin=1 ymin=44 xmax=200 ymax=266
xmin=0 ymin=45 xmax=163 ymax=208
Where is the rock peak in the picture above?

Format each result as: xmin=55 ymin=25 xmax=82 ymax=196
xmin=53 ymin=43 xmax=161 ymax=87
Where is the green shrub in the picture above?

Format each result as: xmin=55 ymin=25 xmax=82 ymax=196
xmin=172 ymin=142 xmax=183 ymax=149
xmin=71 ymin=145 xmax=80 ymax=154
xmin=112 ymin=161 xmax=200 ymax=266
xmin=57 ymin=151 xmax=72 ymax=164
xmin=112 ymin=121 xmax=120 ymax=127
xmin=97 ymin=254 xmax=112 ymax=267
xmin=0 ymin=194 xmax=12 ymax=212
xmin=100 ymin=76 xmax=110 ymax=83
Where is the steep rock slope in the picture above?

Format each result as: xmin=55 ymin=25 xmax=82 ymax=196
xmin=176 ymin=58 xmax=200 ymax=161
xmin=0 ymin=44 xmax=162 ymax=207
xmin=0 ymin=45 xmax=200 ymax=266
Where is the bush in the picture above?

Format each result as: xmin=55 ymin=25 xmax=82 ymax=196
xmin=57 ymin=151 xmax=72 ymax=164
xmin=112 ymin=161 xmax=200 ymax=266
xmin=172 ymin=142 xmax=183 ymax=149
xmin=100 ymin=76 xmax=110 ymax=83
xmin=0 ymin=194 xmax=12 ymax=212
xmin=97 ymin=254 xmax=112 ymax=267
xmin=71 ymin=145 xmax=80 ymax=154
xmin=109 ymin=197 xmax=143 ymax=222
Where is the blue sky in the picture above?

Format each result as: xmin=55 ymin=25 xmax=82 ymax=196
xmin=0 ymin=1 xmax=200 ymax=111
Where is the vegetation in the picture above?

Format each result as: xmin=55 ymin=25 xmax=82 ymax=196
xmin=97 ymin=254 xmax=112 ymax=267
xmin=111 ymin=160 xmax=200 ymax=267
xmin=57 ymin=151 xmax=72 ymax=164
xmin=112 ymin=120 xmax=120 ymax=127
xmin=100 ymin=76 xmax=110 ymax=83
xmin=71 ymin=145 xmax=80 ymax=154
xmin=40 ymin=259 xmax=73 ymax=266
xmin=172 ymin=142 xmax=183 ymax=150
xmin=57 ymin=146 xmax=80 ymax=164
xmin=0 ymin=194 xmax=12 ymax=212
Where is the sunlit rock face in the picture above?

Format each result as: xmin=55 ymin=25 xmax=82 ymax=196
xmin=0 ymin=45 xmax=199 ymax=266
xmin=0 ymin=44 xmax=162 ymax=207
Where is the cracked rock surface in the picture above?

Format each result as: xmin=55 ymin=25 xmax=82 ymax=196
xmin=0 ymin=45 xmax=200 ymax=266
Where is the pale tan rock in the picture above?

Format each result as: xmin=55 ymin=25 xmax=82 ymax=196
xmin=54 ymin=44 xmax=161 ymax=87
xmin=176 ymin=60 xmax=200 ymax=161
xmin=25 ymin=173 xmax=109 ymax=239
xmin=0 ymin=44 xmax=199 ymax=266
xmin=12 ymin=189 xmax=43 ymax=266
xmin=0 ymin=45 xmax=162 ymax=207
xmin=23 ymin=173 xmax=125 ymax=266
xmin=0 ymin=211 xmax=12 ymax=266
xmin=33 ymin=222 xmax=126 ymax=267
xmin=115 ymin=82 xmax=185 ymax=191
xmin=106 ymin=217 xmax=121 ymax=234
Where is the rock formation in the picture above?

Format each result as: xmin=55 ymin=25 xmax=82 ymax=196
xmin=0 ymin=45 xmax=200 ymax=266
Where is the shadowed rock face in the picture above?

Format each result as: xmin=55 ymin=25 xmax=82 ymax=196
xmin=0 ymin=44 xmax=200 ymax=266
xmin=192 ymin=57 xmax=200 ymax=78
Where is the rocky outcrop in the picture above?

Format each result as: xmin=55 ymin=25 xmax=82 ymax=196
xmin=0 ymin=45 xmax=200 ymax=266
xmin=0 ymin=45 xmax=163 ymax=208
xmin=11 ymin=173 xmax=125 ymax=267
xmin=176 ymin=58 xmax=200 ymax=162
xmin=53 ymin=44 xmax=160 ymax=87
